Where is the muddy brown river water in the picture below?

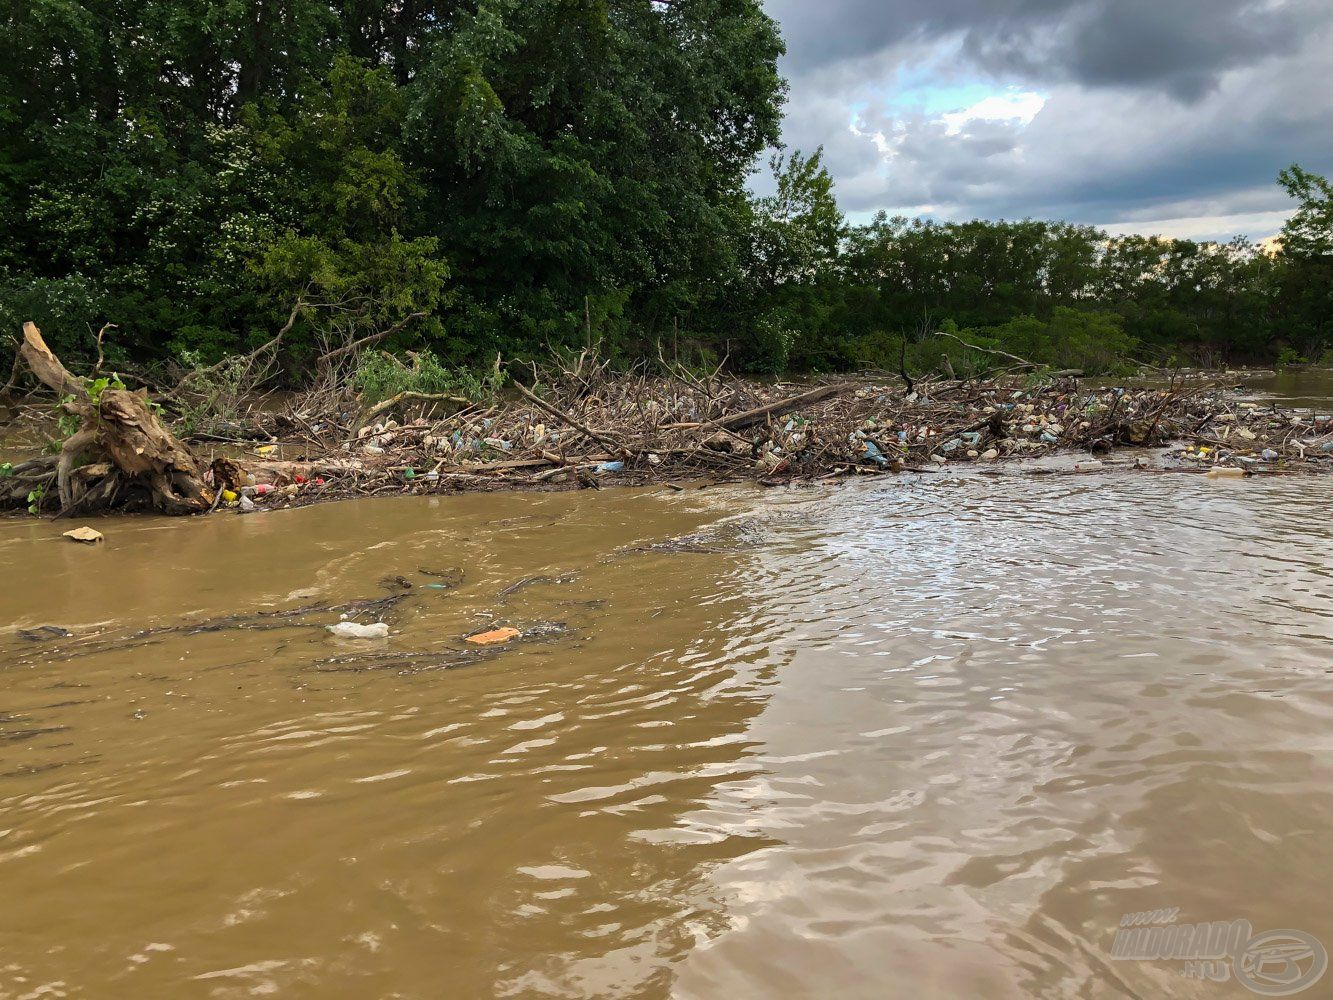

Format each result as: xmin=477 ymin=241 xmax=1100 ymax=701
xmin=2 ymin=461 xmax=1332 ymax=997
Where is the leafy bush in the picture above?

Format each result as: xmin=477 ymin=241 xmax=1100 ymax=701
xmin=981 ymin=308 xmax=1137 ymax=374
xmin=1275 ymin=346 xmax=1309 ymax=369
xmin=351 ymin=350 xmax=505 ymax=406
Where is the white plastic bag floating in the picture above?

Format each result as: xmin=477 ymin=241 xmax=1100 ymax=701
xmin=326 ymin=622 xmax=390 ymax=639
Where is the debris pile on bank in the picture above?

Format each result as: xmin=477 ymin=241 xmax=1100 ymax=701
xmin=257 ymin=367 xmax=1332 ymax=505
xmin=3 ymin=330 xmax=1331 ymax=517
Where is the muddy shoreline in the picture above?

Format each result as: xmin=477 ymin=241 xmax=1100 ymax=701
xmin=3 ymin=334 xmax=1332 ymax=522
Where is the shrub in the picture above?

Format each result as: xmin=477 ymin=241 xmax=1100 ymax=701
xmin=351 ymin=350 xmax=505 ymax=406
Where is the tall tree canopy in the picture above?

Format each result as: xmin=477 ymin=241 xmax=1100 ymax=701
xmin=1 ymin=0 xmax=785 ymax=363
xmin=0 ymin=3 xmax=1325 ymax=375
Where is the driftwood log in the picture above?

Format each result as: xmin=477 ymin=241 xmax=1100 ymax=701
xmin=660 ymin=382 xmax=850 ymax=432
xmin=5 ymin=323 xmax=214 ymax=515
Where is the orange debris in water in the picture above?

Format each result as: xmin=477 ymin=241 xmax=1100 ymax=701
xmin=465 ymin=627 xmax=521 ymax=645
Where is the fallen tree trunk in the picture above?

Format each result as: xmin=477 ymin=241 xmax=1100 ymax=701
xmin=6 ymin=323 xmax=214 ymax=515
xmin=97 ymin=388 xmax=212 ymax=513
xmin=662 ymin=383 xmax=851 ymax=432
xmin=19 ymin=322 xmax=86 ymax=399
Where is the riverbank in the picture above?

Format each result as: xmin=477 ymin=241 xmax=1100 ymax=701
xmin=235 ymin=370 xmax=1333 ymax=513
xmin=3 ymin=333 xmax=1332 ymax=519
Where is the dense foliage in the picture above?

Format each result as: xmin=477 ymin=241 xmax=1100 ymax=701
xmin=2 ymin=2 xmax=1329 ymax=377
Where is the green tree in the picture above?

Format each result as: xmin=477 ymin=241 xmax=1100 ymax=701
xmin=1275 ymin=165 xmax=1333 ymax=358
xmin=743 ymin=148 xmax=846 ymax=370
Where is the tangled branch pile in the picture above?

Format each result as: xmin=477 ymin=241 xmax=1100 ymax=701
xmin=4 ymin=338 xmax=1331 ymax=519
xmin=226 ymin=356 xmax=1332 ymax=509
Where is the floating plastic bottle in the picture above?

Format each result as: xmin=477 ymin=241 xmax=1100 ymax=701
xmin=327 ymin=622 xmax=390 ymax=639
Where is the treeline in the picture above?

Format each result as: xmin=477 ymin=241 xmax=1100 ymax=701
xmin=2 ymin=2 xmax=1330 ymax=379
xmin=753 ymin=157 xmax=1332 ymax=374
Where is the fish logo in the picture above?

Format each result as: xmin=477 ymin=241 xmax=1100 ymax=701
xmin=1234 ymin=930 xmax=1328 ymax=997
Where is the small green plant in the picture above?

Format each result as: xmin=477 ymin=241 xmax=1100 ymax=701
xmin=55 ymin=395 xmax=82 ymax=440
xmin=86 ymin=373 xmax=126 ymax=405
xmin=352 ymin=350 xmax=506 ymax=406
xmin=26 ymin=485 xmax=44 ymax=515
xmin=45 ymin=374 xmax=129 ymax=452
xmin=0 ymin=462 xmax=12 ymax=477
xmin=1275 ymin=346 xmax=1308 ymax=370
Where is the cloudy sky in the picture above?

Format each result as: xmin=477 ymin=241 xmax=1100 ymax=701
xmin=761 ymin=0 xmax=1333 ymax=241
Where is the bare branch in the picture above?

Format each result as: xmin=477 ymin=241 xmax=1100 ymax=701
xmin=316 ymin=312 xmax=428 ymax=366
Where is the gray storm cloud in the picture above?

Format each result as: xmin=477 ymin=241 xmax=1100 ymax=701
xmin=762 ymin=0 xmax=1333 ymax=239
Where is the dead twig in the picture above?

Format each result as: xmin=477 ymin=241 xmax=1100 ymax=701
xmin=510 ymin=378 xmax=626 ymax=455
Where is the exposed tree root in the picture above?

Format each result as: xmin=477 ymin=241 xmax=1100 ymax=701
xmin=7 ymin=323 xmax=213 ymax=515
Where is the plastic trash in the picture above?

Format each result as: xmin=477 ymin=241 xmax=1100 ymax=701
xmin=253 ymin=483 xmax=273 ymax=496
xmin=465 ymin=626 xmax=521 ymax=645
xmin=238 ymin=494 xmax=257 ymax=513
xmin=363 ymin=444 xmax=386 ymax=456
xmin=980 ymin=449 xmax=999 ymax=461
xmin=595 ymin=461 xmax=625 ymax=473
xmin=1261 ymin=448 xmax=1279 ymax=461
xmin=17 ymin=626 xmax=71 ymax=641
xmin=930 ymin=454 xmax=947 ymax=465
xmin=940 ymin=438 xmax=962 ymax=453
xmin=63 ymin=526 xmax=103 ymax=544
xmin=220 ymin=489 xmax=238 ymax=503
xmin=402 ymin=467 xmax=416 ymax=480
xmin=1073 ymin=459 xmax=1103 ymax=472
xmin=1206 ymin=467 xmax=1246 ymax=479
xmin=327 ymin=622 xmax=390 ymax=639
xmin=862 ymin=440 xmax=889 ymax=466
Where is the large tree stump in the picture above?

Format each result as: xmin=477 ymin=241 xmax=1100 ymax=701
xmin=9 ymin=323 xmax=213 ymax=515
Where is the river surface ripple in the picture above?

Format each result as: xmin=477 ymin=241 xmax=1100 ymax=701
xmin=1 ymin=469 xmax=1331 ymax=998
